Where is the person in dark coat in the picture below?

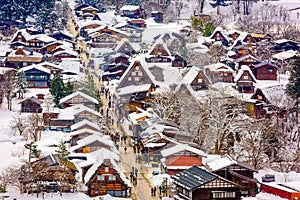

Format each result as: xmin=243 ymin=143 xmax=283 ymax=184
xmin=151 ymin=188 xmax=154 ymax=196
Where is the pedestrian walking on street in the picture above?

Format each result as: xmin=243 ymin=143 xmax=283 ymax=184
xmin=124 ymin=146 xmax=127 ymax=154
xmin=159 ymin=185 xmax=162 ymax=194
xmin=151 ymin=188 xmax=154 ymax=196
xmin=154 ymin=187 xmax=156 ymax=196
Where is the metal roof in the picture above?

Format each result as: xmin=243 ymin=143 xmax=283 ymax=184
xmin=171 ymin=166 xmax=216 ymax=190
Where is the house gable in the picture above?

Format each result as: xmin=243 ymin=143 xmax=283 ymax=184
xmin=118 ymin=61 xmax=153 ymax=88
xmin=149 ymin=43 xmax=170 ymax=56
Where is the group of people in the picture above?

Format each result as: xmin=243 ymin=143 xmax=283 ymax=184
xmin=151 ymin=186 xmax=162 ymax=196
xmin=129 ymin=166 xmax=139 ymax=186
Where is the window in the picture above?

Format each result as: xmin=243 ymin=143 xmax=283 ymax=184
xmin=198 ymin=78 xmax=203 ymax=83
xmin=267 ymin=68 xmax=273 ymax=73
xmin=135 ymin=66 xmax=139 ymax=70
xmin=109 ymin=175 xmax=116 ymax=181
xmin=128 ymin=77 xmax=132 ymax=81
xmin=244 ymin=75 xmax=249 ymax=80
xmin=134 ymin=77 xmax=140 ymax=81
xmin=105 ymin=167 xmax=109 ymax=172
xmin=97 ymin=175 xmax=104 ymax=180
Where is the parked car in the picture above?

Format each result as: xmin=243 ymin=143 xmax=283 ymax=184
xmin=262 ymin=174 xmax=275 ymax=182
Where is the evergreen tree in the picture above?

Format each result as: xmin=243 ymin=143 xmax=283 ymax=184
xmin=64 ymin=81 xmax=74 ymax=97
xmin=55 ymin=140 xmax=70 ymax=159
xmin=80 ymin=75 xmax=96 ymax=98
xmin=286 ymin=58 xmax=300 ymax=100
xmin=50 ymin=73 xmax=65 ymax=107
xmin=24 ymin=141 xmax=41 ymax=164
xmin=16 ymin=71 xmax=28 ymax=99
xmin=286 ymin=57 xmax=300 ymax=134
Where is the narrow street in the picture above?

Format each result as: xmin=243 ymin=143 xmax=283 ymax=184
xmin=67 ymin=13 xmax=161 ymax=200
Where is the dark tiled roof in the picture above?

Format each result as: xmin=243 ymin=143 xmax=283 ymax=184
xmin=171 ymin=166 xmax=216 ymax=190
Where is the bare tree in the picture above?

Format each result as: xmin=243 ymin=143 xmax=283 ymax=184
xmin=205 ymin=93 xmax=246 ymax=155
xmin=149 ymin=89 xmax=181 ymax=122
xmin=178 ymin=96 xmax=210 ymax=149
xmin=42 ymin=93 xmax=55 ymax=128
xmin=208 ymin=42 xmax=227 ymax=63
xmin=10 ymin=113 xmax=27 ymax=136
xmin=26 ymin=113 xmax=44 ymax=142
xmin=0 ymin=70 xmax=17 ymax=111
xmin=234 ymin=118 xmax=275 ymax=170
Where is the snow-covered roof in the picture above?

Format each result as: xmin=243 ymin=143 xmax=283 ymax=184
xmin=160 ymin=143 xmax=207 ymax=158
xmin=204 ymin=62 xmax=234 ymax=72
xmin=19 ymin=64 xmax=51 ymax=74
xmin=70 ymin=119 xmax=101 ymax=131
xmin=29 ymin=34 xmax=57 ymax=43
xmin=79 ymin=19 xmax=105 ymax=29
xmin=114 ymin=38 xmax=135 ymax=52
xmin=69 ymin=128 xmax=101 ymax=137
xmin=128 ymin=107 xmax=153 ymax=124
xmin=72 ymin=104 xmax=101 ymax=118
xmin=59 ymin=91 xmax=98 ymax=105
xmin=84 ymin=157 xmax=131 ymax=187
xmin=234 ymin=65 xmax=257 ymax=83
xmin=117 ymin=84 xmax=152 ymax=96
xmin=53 ymin=49 xmax=78 ymax=57
xmin=148 ymin=39 xmax=172 ymax=57
xmin=60 ymin=58 xmax=82 ymax=73
xmin=274 ymin=39 xmax=298 ymax=44
xmin=70 ymin=134 xmax=114 ymax=152
xmin=182 ymin=66 xmax=201 ymax=85
xmin=8 ymin=47 xmax=43 ymax=58
xmin=272 ymin=50 xmax=298 ymax=61
xmin=120 ymin=5 xmax=140 ymax=11
xmin=206 ymin=155 xmax=237 ymax=171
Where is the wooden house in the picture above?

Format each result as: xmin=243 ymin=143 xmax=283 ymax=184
xmin=69 ymin=129 xmax=101 ymax=146
xmin=20 ymin=65 xmax=51 ymax=88
xmin=114 ymin=39 xmax=136 ymax=56
xmin=39 ymin=62 xmax=63 ymax=74
xmin=250 ymin=84 xmax=289 ymax=118
xmin=227 ymin=30 xmax=241 ymax=41
xmin=53 ymin=49 xmax=78 ymax=63
xmin=79 ymin=20 xmax=105 ymax=37
xmin=182 ymin=66 xmax=211 ymax=91
xmin=204 ymin=63 xmax=234 ymax=83
xmin=19 ymin=96 xmax=43 ymax=113
xmin=234 ymin=53 xmax=261 ymax=68
xmin=253 ymin=62 xmax=278 ymax=80
xmin=59 ymin=91 xmax=99 ymax=109
xmin=206 ymin=156 xmax=258 ymax=197
xmin=151 ymin=11 xmax=163 ymax=23
xmin=70 ymin=119 xmax=101 ymax=132
xmin=90 ymin=32 xmax=118 ymax=48
xmin=84 ymin=158 xmax=131 ymax=197
xmin=160 ymin=144 xmax=207 ymax=175
xmin=43 ymin=107 xmax=73 ymax=132
xmin=102 ymin=63 xmax=128 ymax=81
xmin=73 ymin=104 xmax=102 ymax=123
xmin=145 ymin=42 xmax=173 ymax=63
xmin=20 ymin=154 xmax=77 ymax=193
xmin=111 ymin=53 xmax=130 ymax=65
xmin=41 ymin=40 xmax=73 ymax=55
xmin=172 ymin=166 xmax=240 ymax=200
xmin=120 ymin=5 xmax=144 ymax=19
xmin=114 ymin=23 xmax=143 ymax=43
xmin=250 ymin=33 xmax=272 ymax=43
xmin=128 ymin=19 xmax=146 ymax=28
xmin=49 ymin=30 xmax=73 ymax=41
xmin=74 ymin=3 xmax=90 ymax=17
xmin=271 ymin=39 xmax=299 ymax=52
xmin=234 ymin=65 xmax=256 ymax=93
xmin=26 ymin=35 xmax=57 ymax=53
xmin=210 ymin=27 xmax=229 ymax=46
xmin=81 ymin=6 xmax=99 ymax=16
xmin=6 ymin=46 xmax=43 ymax=68
xmin=116 ymin=60 xmax=155 ymax=115
xmin=70 ymin=134 xmax=115 ymax=154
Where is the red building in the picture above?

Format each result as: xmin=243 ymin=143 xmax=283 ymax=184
xmin=253 ymin=62 xmax=278 ymax=80
xmin=261 ymin=182 xmax=300 ymax=200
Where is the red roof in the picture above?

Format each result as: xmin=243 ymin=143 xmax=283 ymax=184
xmin=168 ymin=155 xmax=202 ymax=166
